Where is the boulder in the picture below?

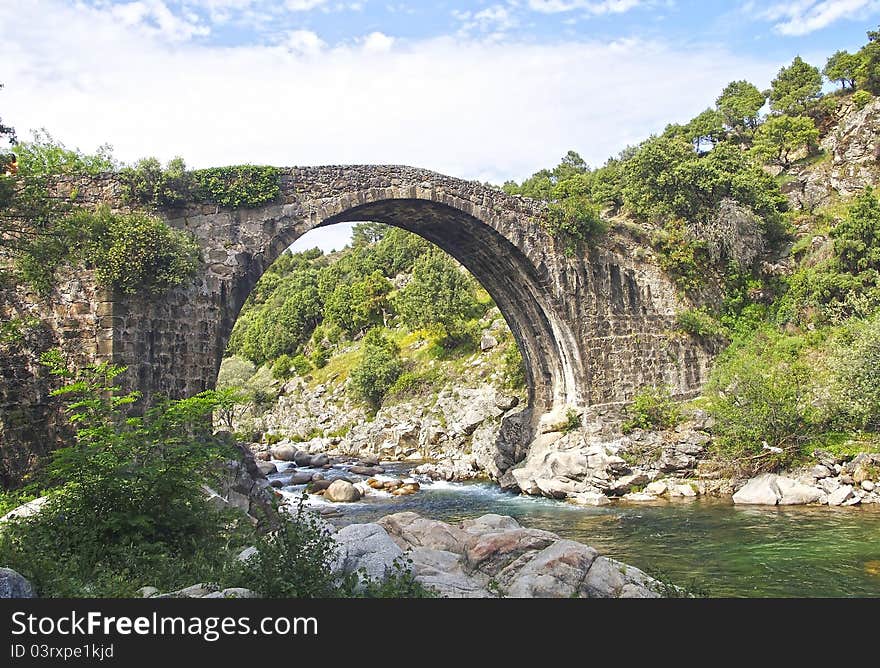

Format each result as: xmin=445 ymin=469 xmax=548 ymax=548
xmin=0 ymin=496 xmax=49 ymax=523
xmin=311 ymin=454 xmax=330 ymax=467
xmin=775 ymin=476 xmax=823 ymax=505
xmin=407 ymin=548 xmax=489 ymax=598
xmin=293 ymin=451 xmax=313 ymax=467
xmin=288 ymin=471 xmax=314 ymax=485
xmin=607 ymin=473 xmax=649 ymax=496
xmin=256 ymin=462 xmax=277 ymax=476
xmin=501 ymin=540 xmax=598 ymax=598
xmin=325 ymin=480 xmax=362 ymax=503
xmin=359 ymin=454 xmax=381 ymax=466
xmin=378 ymin=512 xmax=473 ymax=552
xmin=203 ymin=588 xmax=258 ymax=599
xmin=480 ymin=334 xmax=498 ymax=351
xmin=331 ymin=523 xmax=404 ymax=582
xmin=622 ymin=492 xmax=658 ymax=502
xmin=271 ymin=444 xmax=298 ymax=462
xmin=827 ymin=485 xmax=855 ymax=507
xmin=732 ymin=474 xmax=782 ymax=505
xmin=645 ymin=481 xmax=668 ymax=496
xmin=309 ymin=479 xmax=333 ymax=492
xmin=464 ymin=528 xmax=558 ymax=576
xmin=569 ymin=491 xmax=611 ymax=506
xmin=0 ymin=568 xmax=36 ymax=598
xmin=674 ymin=484 xmax=697 ymax=498
xmin=350 ymin=465 xmax=384 ymax=476
xmin=581 ymin=557 xmax=658 ymax=598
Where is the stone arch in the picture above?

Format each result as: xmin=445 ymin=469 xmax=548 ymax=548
xmin=219 ymin=190 xmax=586 ymax=412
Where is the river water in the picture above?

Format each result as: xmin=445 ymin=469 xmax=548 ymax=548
xmin=271 ymin=461 xmax=880 ymax=597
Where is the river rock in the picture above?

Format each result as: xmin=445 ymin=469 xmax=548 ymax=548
xmin=378 ymin=512 xmax=474 ymax=551
xmin=288 ymin=471 xmax=314 ymax=485
xmin=331 ymin=523 xmax=404 ymax=582
xmin=293 ymin=451 xmax=314 ymax=467
xmin=500 ymin=540 xmax=599 ymax=598
xmin=311 ymin=454 xmax=330 ymax=467
xmin=645 ymin=481 xmax=668 ymax=496
xmin=809 ymin=464 xmax=832 ymax=479
xmin=827 ymin=484 xmax=855 ymax=506
xmin=256 ymin=461 xmax=277 ymax=476
xmin=309 ymin=479 xmax=333 ymax=492
xmin=271 ymin=444 xmax=298 ymax=462
xmin=0 ymin=568 xmax=36 ymax=598
xmin=623 ymin=492 xmax=658 ymax=502
xmin=359 ymin=454 xmax=381 ymax=466
xmin=325 ymin=480 xmax=362 ymax=502
xmin=407 ymin=548 xmax=490 ymax=597
xmin=862 ymin=481 xmax=876 ymax=492
xmin=732 ymin=474 xmax=782 ymax=505
xmin=350 ymin=465 xmax=384 ymax=476
xmin=776 ymin=477 xmax=823 ymax=505
xmin=607 ymin=473 xmax=649 ymax=496
xmin=569 ymin=491 xmax=611 ymax=506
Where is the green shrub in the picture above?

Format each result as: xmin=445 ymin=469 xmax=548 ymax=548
xmin=291 ymin=354 xmax=311 ymax=376
xmin=502 ymin=342 xmax=526 ymax=389
xmin=350 ymin=329 xmax=403 ymax=409
xmin=82 ymin=205 xmax=201 ymax=295
xmin=652 ymin=219 xmax=711 ymax=293
xmin=828 ymin=314 xmax=880 ymax=431
xmin=0 ymin=351 xmax=250 ymax=597
xmin=853 ymin=89 xmax=873 ymax=109
xmin=704 ymin=329 xmax=819 ymax=472
xmin=217 ymin=356 xmax=256 ymax=388
xmin=676 ymin=307 xmax=728 ymax=339
xmin=231 ymin=499 xmax=340 ymax=598
xmin=561 ymin=408 xmax=581 ymax=434
xmin=622 ymin=385 xmax=682 ymax=434
xmin=309 ymin=346 xmax=329 ymax=369
xmin=121 ymin=158 xmax=280 ymax=209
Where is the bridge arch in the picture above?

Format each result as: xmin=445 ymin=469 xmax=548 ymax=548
xmin=219 ymin=182 xmax=586 ymax=412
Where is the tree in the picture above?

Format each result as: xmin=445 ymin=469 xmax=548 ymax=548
xmin=751 ymin=115 xmax=819 ymax=167
xmin=394 ymin=249 xmax=480 ymax=333
xmin=824 ymin=50 xmax=859 ymax=90
xmin=856 ymin=28 xmax=880 ymax=94
xmin=831 ymin=186 xmax=880 ymax=274
xmin=768 ymin=56 xmax=823 ymax=115
xmin=685 ymin=108 xmax=725 ymax=153
xmin=349 ymin=329 xmax=403 ymax=409
xmin=351 ymin=222 xmax=388 ymax=247
xmin=716 ymin=80 xmax=765 ymax=137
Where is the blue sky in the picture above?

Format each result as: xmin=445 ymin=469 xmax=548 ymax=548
xmin=3 ymin=0 xmax=879 ymax=250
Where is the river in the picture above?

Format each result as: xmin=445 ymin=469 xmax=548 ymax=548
xmin=270 ymin=460 xmax=880 ymax=597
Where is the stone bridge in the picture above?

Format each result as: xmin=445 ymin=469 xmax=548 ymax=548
xmin=1 ymin=165 xmax=714 ymax=484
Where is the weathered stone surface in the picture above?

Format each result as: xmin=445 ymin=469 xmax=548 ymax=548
xmin=732 ymin=474 xmax=782 ymax=505
xmin=500 ymin=540 xmax=598 ymax=598
xmin=827 ymin=485 xmax=855 ymax=507
xmin=0 ymin=568 xmax=36 ymax=598
xmin=775 ymin=477 xmax=823 ymax=505
xmin=271 ymin=444 xmax=298 ymax=462
xmin=324 ymin=479 xmax=362 ymax=503
xmin=331 ymin=523 xmax=404 ymax=582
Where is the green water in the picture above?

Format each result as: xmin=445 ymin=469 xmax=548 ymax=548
xmin=304 ymin=470 xmax=880 ymax=597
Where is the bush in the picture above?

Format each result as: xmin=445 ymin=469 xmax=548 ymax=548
xmin=828 ymin=314 xmax=880 ymax=431
xmin=82 ymin=205 xmax=201 ymax=295
xmin=561 ymin=408 xmax=581 ymax=433
xmin=676 ymin=307 xmax=728 ymax=339
xmin=653 ymin=219 xmax=711 ymax=293
xmin=622 ymin=385 xmax=682 ymax=434
xmin=502 ymin=343 xmax=526 ymax=389
xmin=121 ymin=158 xmax=280 ymax=209
xmin=0 ymin=351 xmax=250 ymax=597
xmin=704 ymin=330 xmax=819 ymax=472
xmin=349 ymin=329 xmax=403 ymax=409
xmin=231 ymin=500 xmax=340 ymax=598
xmin=271 ymin=354 xmax=294 ymax=380
xmin=291 ymin=354 xmax=311 ymax=376
xmin=217 ymin=356 xmax=256 ymax=388
xmin=853 ymin=89 xmax=873 ymax=110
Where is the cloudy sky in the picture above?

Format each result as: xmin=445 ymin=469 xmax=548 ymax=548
xmin=2 ymin=0 xmax=878 ymax=249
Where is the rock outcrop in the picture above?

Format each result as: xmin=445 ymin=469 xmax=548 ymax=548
xmin=333 ymin=512 xmax=663 ymax=598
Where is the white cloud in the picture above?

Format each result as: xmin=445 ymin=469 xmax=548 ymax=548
xmin=108 ymin=0 xmax=211 ymax=41
xmin=282 ymin=29 xmax=327 ymax=55
xmin=527 ymin=0 xmax=643 ymax=14
xmin=455 ymin=4 xmax=519 ymax=37
xmin=748 ymin=0 xmax=880 ymax=36
xmin=3 ymin=0 xmax=780 ymax=188
xmin=285 ymin=0 xmax=330 ymax=10
xmin=362 ymin=31 xmax=395 ymax=53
